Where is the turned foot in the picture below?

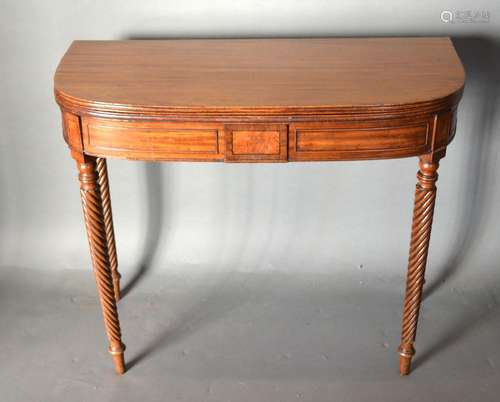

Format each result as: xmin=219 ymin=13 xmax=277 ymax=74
xmin=109 ymin=343 xmax=126 ymax=375
xmin=398 ymin=343 xmax=415 ymax=375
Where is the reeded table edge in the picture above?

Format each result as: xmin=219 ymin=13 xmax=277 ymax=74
xmin=54 ymin=86 xmax=465 ymax=120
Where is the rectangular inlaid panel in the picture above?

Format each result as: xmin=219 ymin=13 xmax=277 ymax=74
xmin=82 ymin=118 xmax=225 ymax=161
xmin=289 ymin=120 xmax=431 ymax=161
xmin=232 ymin=131 xmax=281 ymax=155
xmin=224 ymin=124 xmax=288 ymax=162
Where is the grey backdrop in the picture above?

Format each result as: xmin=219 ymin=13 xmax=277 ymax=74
xmin=1 ymin=1 xmax=499 ymax=294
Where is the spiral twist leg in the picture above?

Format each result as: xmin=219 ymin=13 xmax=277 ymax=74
xmin=77 ymin=157 xmax=126 ymax=375
xmin=96 ymin=158 xmax=121 ymax=301
xmin=398 ymin=156 xmax=439 ymax=375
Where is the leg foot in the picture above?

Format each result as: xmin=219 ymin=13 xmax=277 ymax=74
xmin=398 ymin=343 xmax=415 ymax=375
xmin=109 ymin=343 xmax=126 ymax=375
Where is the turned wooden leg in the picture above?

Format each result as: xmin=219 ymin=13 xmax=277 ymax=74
xmin=96 ymin=158 xmax=121 ymax=301
xmin=398 ymin=155 xmax=440 ymax=375
xmin=76 ymin=154 xmax=126 ymax=374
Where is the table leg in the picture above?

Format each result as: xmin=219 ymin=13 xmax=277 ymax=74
xmin=96 ymin=158 xmax=121 ymax=301
xmin=75 ymin=154 xmax=126 ymax=374
xmin=398 ymin=155 xmax=440 ymax=375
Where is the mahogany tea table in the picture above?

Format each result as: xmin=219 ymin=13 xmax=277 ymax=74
xmin=54 ymin=37 xmax=465 ymax=376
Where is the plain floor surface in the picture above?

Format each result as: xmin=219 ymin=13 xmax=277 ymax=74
xmin=1 ymin=266 xmax=499 ymax=402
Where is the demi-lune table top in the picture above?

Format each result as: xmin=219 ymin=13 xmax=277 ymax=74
xmin=54 ymin=37 xmax=465 ymax=117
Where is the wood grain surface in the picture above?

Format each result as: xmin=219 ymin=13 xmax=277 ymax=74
xmin=54 ymin=38 xmax=465 ymax=116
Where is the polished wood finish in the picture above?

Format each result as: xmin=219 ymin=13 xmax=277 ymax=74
xmin=54 ymin=38 xmax=464 ymax=117
xmin=289 ymin=116 xmax=432 ymax=161
xmin=96 ymin=158 xmax=121 ymax=301
xmin=82 ymin=117 xmax=225 ymax=161
xmin=398 ymin=154 xmax=441 ymax=375
xmin=75 ymin=154 xmax=125 ymax=374
xmin=224 ymin=124 xmax=288 ymax=162
xmin=54 ymin=38 xmax=465 ymax=376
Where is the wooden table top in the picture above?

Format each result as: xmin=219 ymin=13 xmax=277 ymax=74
xmin=54 ymin=37 xmax=465 ymax=116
